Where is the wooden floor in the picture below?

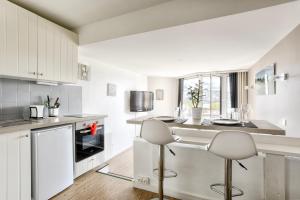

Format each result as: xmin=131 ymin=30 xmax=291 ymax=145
xmin=106 ymin=148 xmax=133 ymax=178
xmin=52 ymin=148 xmax=178 ymax=200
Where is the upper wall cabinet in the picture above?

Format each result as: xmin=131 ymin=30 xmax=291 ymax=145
xmin=0 ymin=0 xmax=78 ymax=83
xmin=0 ymin=0 xmax=38 ymax=79
xmin=37 ymin=17 xmax=78 ymax=83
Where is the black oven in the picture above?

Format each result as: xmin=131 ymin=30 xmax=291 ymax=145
xmin=75 ymin=122 xmax=104 ymax=162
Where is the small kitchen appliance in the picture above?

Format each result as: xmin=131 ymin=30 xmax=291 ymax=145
xmin=30 ymin=105 xmax=45 ymax=118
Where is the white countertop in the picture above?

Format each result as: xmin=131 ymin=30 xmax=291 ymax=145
xmin=0 ymin=115 xmax=108 ymax=135
xmin=127 ymin=115 xmax=285 ymax=135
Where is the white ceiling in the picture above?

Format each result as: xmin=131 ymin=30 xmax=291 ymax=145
xmin=80 ymin=1 xmax=300 ymax=77
xmin=9 ymin=0 xmax=170 ymax=29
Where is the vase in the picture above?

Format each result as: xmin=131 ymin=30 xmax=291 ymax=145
xmin=192 ymin=107 xmax=202 ymax=120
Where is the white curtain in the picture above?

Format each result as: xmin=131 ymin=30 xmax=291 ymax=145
xmin=237 ymin=71 xmax=248 ymax=106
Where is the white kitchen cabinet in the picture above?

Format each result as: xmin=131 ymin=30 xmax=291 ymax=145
xmin=75 ymin=152 xmax=105 ymax=178
xmin=60 ymin=30 xmax=78 ymax=83
xmin=0 ymin=0 xmax=5 ymax=74
xmin=37 ymin=17 xmax=62 ymax=81
xmin=38 ymin=16 xmax=78 ymax=83
xmin=0 ymin=130 xmax=31 ymax=200
xmin=0 ymin=1 xmax=38 ymax=79
xmin=18 ymin=7 xmax=38 ymax=79
xmin=0 ymin=1 xmax=78 ymax=83
xmin=0 ymin=0 xmax=18 ymax=76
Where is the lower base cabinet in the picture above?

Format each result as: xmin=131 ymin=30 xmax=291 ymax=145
xmin=0 ymin=130 xmax=31 ymax=200
xmin=75 ymin=152 xmax=105 ymax=178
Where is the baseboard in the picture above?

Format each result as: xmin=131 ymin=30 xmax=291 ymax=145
xmin=133 ymin=182 xmax=216 ymax=200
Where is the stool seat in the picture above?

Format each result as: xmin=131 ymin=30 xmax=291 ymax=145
xmin=207 ymin=130 xmax=257 ymax=160
xmin=207 ymin=131 xmax=257 ymax=200
xmin=141 ymin=119 xmax=178 ymax=145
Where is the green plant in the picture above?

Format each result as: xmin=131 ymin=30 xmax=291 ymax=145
xmin=187 ymin=80 xmax=204 ymax=108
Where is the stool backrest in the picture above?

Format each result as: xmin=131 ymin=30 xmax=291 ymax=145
xmin=208 ymin=131 xmax=257 ymax=160
xmin=140 ymin=119 xmax=175 ymax=145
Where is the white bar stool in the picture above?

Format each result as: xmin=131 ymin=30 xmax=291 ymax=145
xmin=207 ymin=131 xmax=258 ymax=200
xmin=140 ymin=119 xmax=181 ymax=200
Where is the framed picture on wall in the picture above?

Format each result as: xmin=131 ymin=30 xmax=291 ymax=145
xmin=156 ymin=89 xmax=164 ymax=100
xmin=255 ymin=63 xmax=276 ymax=95
xmin=107 ymin=83 xmax=117 ymax=96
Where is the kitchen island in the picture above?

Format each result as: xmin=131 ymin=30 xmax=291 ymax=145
xmin=127 ymin=115 xmax=285 ymax=135
xmin=128 ymin=116 xmax=300 ymax=200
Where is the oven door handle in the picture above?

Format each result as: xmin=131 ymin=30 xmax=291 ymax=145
xmin=79 ymin=126 xmax=103 ymax=134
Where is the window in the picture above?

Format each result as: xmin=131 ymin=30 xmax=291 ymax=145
xmin=182 ymin=74 xmax=225 ymax=119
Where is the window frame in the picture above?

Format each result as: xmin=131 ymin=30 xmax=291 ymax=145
xmin=182 ymin=73 xmax=228 ymax=119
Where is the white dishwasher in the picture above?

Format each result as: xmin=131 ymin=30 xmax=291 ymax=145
xmin=31 ymin=125 xmax=74 ymax=200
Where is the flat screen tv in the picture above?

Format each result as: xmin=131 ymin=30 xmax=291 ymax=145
xmin=130 ymin=91 xmax=154 ymax=112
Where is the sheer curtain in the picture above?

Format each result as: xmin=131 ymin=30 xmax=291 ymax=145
xmin=237 ymin=72 xmax=248 ymax=106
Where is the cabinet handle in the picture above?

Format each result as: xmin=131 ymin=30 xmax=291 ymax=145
xmin=29 ymin=72 xmax=36 ymax=75
xmin=39 ymin=73 xmax=44 ymax=76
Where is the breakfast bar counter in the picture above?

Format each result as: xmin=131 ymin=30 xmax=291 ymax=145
xmin=127 ymin=115 xmax=285 ymax=135
xmin=128 ymin=116 xmax=300 ymax=200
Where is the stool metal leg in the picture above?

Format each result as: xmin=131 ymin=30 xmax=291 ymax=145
xmin=159 ymin=145 xmax=164 ymax=200
xmin=152 ymin=145 xmax=168 ymax=200
xmin=225 ymin=159 xmax=232 ymax=200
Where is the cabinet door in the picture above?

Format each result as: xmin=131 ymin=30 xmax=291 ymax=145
xmin=18 ymin=7 xmax=38 ymax=78
xmin=72 ymin=40 xmax=78 ymax=83
xmin=3 ymin=1 xmax=18 ymax=76
xmin=0 ymin=134 xmax=8 ymax=200
xmin=7 ymin=132 xmax=21 ymax=200
xmin=60 ymin=31 xmax=73 ymax=82
xmin=0 ymin=1 xmax=38 ymax=78
xmin=60 ymin=31 xmax=68 ymax=82
xmin=37 ymin=17 xmax=47 ymax=80
xmin=38 ymin=17 xmax=61 ymax=82
xmin=0 ymin=0 xmax=6 ymax=74
xmin=0 ymin=131 xmax=31 ymax=200
xmin=60 ymin=30 xmax=78 ymax=83
xmin=53 ymin=26 xmax=61 ymax=81
xmin=19 ymin=132 xmax=31 ymax=200
xmin=45 ymin=22 xmax=55 ymax=80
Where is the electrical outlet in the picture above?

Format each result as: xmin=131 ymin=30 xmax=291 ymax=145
xmin=281 ymin=118 xmax=287 ymax=128
xmin=136 ymin=176 xmax=150 ymax=185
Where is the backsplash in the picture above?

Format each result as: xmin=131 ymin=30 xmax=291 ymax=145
xmin=0 ymin=78 xmax=82 ymax=121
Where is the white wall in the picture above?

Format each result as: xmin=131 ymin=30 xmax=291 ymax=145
xmin=79 ymin=56 xmax=147 ymax=158
xmin=248 ymin=24 xmax=300 ymax=137
xmin=147 ymin=76 xmax=178 ymax=116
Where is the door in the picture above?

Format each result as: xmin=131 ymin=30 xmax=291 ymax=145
xmin=1 ymin=1 xmax=18 ymax=76
xmin=18 ymin=7 xmax=38 ymax=79
xmin=0 ymin=133 xmax=8 ymax=200
xmin=0 ymin=0 xmax=6 ymax=74
xmin=0 ymin=130 xmax=31 ymax=200
xmin=38 ymin=17 xmax=62 ymax=82
xmin=19 ymin=131 xmax=31 ymax=200
xmin=0 ymin=1 xmax=38 ymax=78
xmin=60 ymin=31 xmax=73 ymax=83
xmin=60 ymin=30 xmax=78 ymax=83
